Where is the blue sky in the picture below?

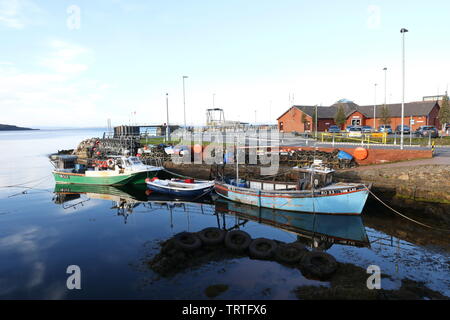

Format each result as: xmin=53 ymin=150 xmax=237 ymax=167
xmin=1 ymin=0 xmax=450 ymax=127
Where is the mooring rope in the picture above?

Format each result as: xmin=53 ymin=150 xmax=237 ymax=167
xmin=162 ymin=168 xmax=198 ymax=180
xmin=366 ymin=187 xmax=450 ymax=232
xmin=0 ymin=175 xmax=52 ymax=189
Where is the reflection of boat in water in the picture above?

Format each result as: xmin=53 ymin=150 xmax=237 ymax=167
xmin=214 ymin=198 xmax=370 ymax=248
xmin=53 ymin=184 xmax=149 ymax=222
xmin=54 ymin=183 xmax=148 ymax=201
xmin=146 ymin=189 xmax=214 ymax=204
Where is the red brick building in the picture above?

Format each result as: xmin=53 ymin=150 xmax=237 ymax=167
xmin=277 ymin=100 xmax=441 ymax=132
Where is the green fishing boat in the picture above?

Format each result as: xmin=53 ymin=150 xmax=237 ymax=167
xmin=51 ymin=155 xmax=162 ymax=186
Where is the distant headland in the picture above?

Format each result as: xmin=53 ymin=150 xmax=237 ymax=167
xmin=0 ymin=124 xmax=38 ymax=131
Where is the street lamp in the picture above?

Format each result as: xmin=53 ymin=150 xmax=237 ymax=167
xmin=182 ymin=76 xmax=188 ymax=130
xmin=373 ymin=83 xmax=377 ymax=129
xmin=400 ymin=28 xmax=408 ymax=150
xmin=383 ymin=67 xmax=387 ymax=107
xmin=166 ymin=93 xmax=170 ymax=142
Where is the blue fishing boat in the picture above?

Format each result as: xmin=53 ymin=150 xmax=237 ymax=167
xmin=146 ymin=178 xmax=214 ymax=198
xmin=214 ymin=162 xmax=371 ymax=215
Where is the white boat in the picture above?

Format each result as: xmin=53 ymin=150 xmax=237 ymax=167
xmin=146 ymin=178 xmax=214 ymax=198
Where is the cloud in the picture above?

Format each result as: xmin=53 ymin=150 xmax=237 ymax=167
xmin=0 ymin=40 xmax=111 ymax=127
xmin=0 ymin=0 xmax=42 ymax=29
xmin=40 ymin=40 xmax=91 ymax=74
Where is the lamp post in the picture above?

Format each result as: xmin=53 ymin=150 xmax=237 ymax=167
xmin=383 ymin=67 xmax=387 ymax=107
xmin=400 ymin=28 xmax=408 ymax=150
xmin=373 ymin=83 xmax=377 ymax=130
xmin=315 ymin=104 xmax=318 ymax=138
xmin=182 ymin=76 xmax=188 ymax=130
xmin=166 ymin=93 xmax=170 ymax=142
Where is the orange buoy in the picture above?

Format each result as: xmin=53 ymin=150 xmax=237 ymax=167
xmin=193 ymin=144 xmax=203 ymax=154
xmin=353 ymin=147 xmax=368 ymax=160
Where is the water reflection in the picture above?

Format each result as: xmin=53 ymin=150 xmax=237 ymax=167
xmin=52 ymin=183 xmax=370 ymax=250
xmin=53 ymin=184 xmax=149 ymax=223
xmin=214 ymin=198 xmax=370 ymax=250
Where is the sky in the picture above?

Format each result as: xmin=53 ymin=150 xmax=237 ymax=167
xmin=1 ymin=0 xmax=450 ymax=128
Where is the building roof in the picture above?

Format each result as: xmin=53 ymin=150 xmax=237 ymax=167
xmin=277 ymin=100 xmax=439 ymax=120
xmin=357 ymin=101 xmax=439 ymax=118
xmin=293 ymin=105 xmax=337 ymax=118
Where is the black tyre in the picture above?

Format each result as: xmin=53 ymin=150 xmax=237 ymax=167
xmin=274 ymin=243 xmax=308 ymax=264
xmin=300 ymin=251 xmax=338 ymax=280
xmin=198 ymin=227 xmax=226 ymax=246
xmin=224 ymin=230 xmax=252 ymax=253
xmin=173 ymin=232 xmax=202 ymax=252
xmin=248 ymin=238 xmax=277 ymax=260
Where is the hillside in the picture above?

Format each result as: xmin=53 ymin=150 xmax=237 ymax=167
xmin=0 ymin=124 xmax=36 ymax=131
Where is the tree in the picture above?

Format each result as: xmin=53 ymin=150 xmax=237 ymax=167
xmin=438 ymin=94 xmax=450 ymax=131
xmin=380 ymin=105 xmax=391 ymax=125
xmin=334 ymin=104 xmax=346 ymax=128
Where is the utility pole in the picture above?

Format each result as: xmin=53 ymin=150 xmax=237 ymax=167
xmin=315 ymin=104 xmax=318 ymax=138
xmin=182 ymin=76 xmax=188 ymax=131
xmin=383 ymin=67 xmax=387 ymax=131
xmin=166 ymin=93 xmax=170 ymax=142
xmin=400 ymin=28 xmax=408 ymax=150
xmin=373 ymin=83 xmax=377 ymax=129
xmin=383 ymin=67 xmax=387 ymax=107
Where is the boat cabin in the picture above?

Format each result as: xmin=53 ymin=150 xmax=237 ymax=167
xmin=50 ymin=155 xmax=150 ymax=174
xmin=294 ymin=164 xmax=335 ymax=190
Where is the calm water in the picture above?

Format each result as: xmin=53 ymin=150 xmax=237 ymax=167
xmin=0 ymin=129 xmax=448 ymax=299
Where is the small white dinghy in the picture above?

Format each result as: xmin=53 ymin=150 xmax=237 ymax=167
xmin=145 ymin=177 xmax=214 ymax=198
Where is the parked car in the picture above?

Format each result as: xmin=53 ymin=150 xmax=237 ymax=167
xmin=378 ymin=125 xmax=392 ymax=134
xmin=348 ymin=126 xmax=363 ymax=137
xmin=415 ymin=125 xmax=438 ymax=138
xmin=345 ymin=125 xmax=355 ymax=132
xmin=361 ymin=125 xmax=373 ymax=133
xmin=395 ymin=125 xmax=411 ymax=134
xmin=328 ymin=125 xmax=341 ymax=133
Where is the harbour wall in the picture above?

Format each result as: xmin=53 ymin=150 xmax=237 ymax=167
xmin=334 ymin=164 xmax=450 ymax=204
xmin=280 ymin=146 xmax=433 ymax=165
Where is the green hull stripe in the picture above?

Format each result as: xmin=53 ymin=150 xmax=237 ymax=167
xmin=53 ymin=170 xmax=159 ymax=186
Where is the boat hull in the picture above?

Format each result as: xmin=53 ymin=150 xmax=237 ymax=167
xmin=53 ymin=170 xmax=158 ymax=186
xmin=214 ymin=182 xmax=370 ymax=215
xmin=146 ymin=181 xmax=214 ymax=198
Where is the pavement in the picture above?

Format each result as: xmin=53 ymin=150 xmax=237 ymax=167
xmin=338 ymin=155 xmax=449 ymax=171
